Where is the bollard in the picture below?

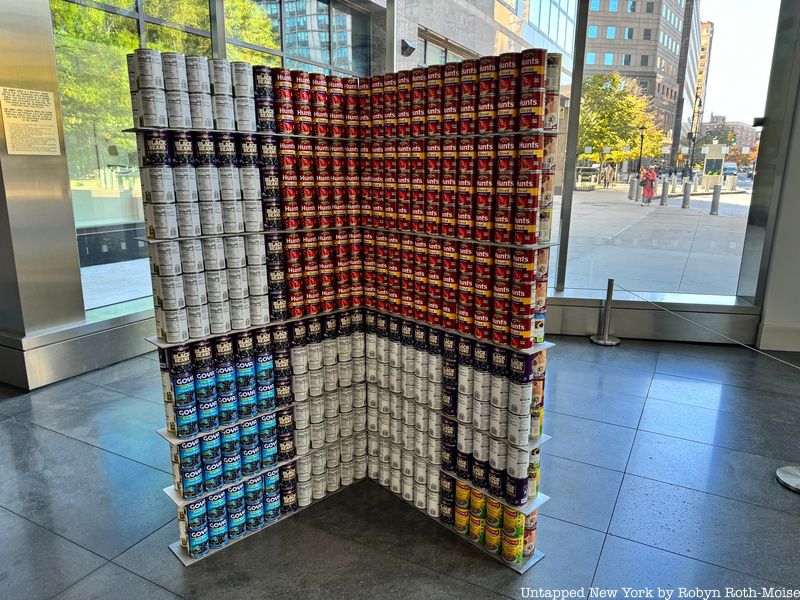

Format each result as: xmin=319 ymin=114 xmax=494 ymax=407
xmin=681 ymin=181 xmax=691 ymax=208
xmin=634 ymin=178 xmax=642 ymax=202
xmin=693 ymin=175 xmax=699 ymax=192
xmin=590 ymin=278 xmax=621 ymax=346
xmin=628 ymin=177 xmax=636 ymax=200
xmin=710 ymin=184 xmax=721 ymax=215
xmin=660 ymin=178 xmax=669 ymax=205
xmin=776 ymin=466 xmax=800 ymax=493
xmin=670 ymin=175 xmax=677 ymax=193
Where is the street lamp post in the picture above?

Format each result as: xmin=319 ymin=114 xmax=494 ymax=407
xmin=688 ymin=94 xmax=702 ymax=176
xmin=637 ymin=125 xmax=646 ymax=174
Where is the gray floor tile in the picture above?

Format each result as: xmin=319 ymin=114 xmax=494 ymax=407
xmin=53 ymin=562 xmax=179 ymax=600
xmin=648 ymin=373 xmax=800 ymax=426
xmin=549 ymin=335 xmax=660 ymax=372
xmin=115 ymin=515 xmax=506 ymax=600
xmin=103 ymin=371 xmax=165 ymax=405
xmin=538 ymin=454 xmax=624 ymax=531
xmin=627 ymin=431 xmax=800 ymax=515
xmin=547 ymin=356 xmax=655 ymax=398
xmin=542 ymin=411 xmax=637 ymax=471
xmin=610 ymin=475 xmax=800 ymax=587
xmin=77 ymin=355 xmax=160 ymax=387
xmin=594 ymin=535 xmax=784 ymax=591
xmin=0 ymin=386 xmax=171 ymax=472
xmin=0 ymin=419 xmax=174 ymax=559
xmin=639 ymin=398 xmax=800 ymax=463
xmin=545 ymin=377 xmax=647 ymax=428
xmin=0 ymin=379 xmax=98 ymax=415
xmin=0 ymin=506 xmax=105 ymax=600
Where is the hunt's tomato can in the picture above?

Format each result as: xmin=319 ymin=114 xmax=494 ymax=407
xmin=519 ymin=89 xmax=545 ymax=130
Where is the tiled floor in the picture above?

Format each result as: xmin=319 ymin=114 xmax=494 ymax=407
xmin=1 ymin=335 xmax=799 ymax=599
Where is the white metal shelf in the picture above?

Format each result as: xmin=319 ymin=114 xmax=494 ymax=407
xmin=137 ymin=225 xmax=361 ymax=244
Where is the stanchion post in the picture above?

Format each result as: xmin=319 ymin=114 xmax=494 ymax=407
xmin=670 ymin=174 xmax=677 ymax=192
xmin=634 ymin=179 xmax=642 ymax=202
xmin=681 ymin=182 xmax=691 ymax=208
xmin=710 ymin=184 xmax=721 ymax=215
xmin=590 ymin=278 xmax=621 ymax=346
xmin=628 ymin=177 xmax=635 ymax=199
xmin=660 ymin=178 xmax=669 ymax=206
xmin=777 ymin=466 xmax=800 ymax=493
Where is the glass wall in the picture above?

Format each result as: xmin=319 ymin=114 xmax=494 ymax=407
xmin=50 ymin=0 xmax=371 ymax=312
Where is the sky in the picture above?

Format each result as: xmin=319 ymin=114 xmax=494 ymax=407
xmin=699 ymin=0 xmax=780 ymax=124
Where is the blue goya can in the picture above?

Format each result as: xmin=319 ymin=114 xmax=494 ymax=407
xmin=241 ymin=446 xmax=262 ymax=476
xmin=203 ymin=459 xmax=223 ymax=492
xmin=197 ymin=398 xmax=220 ymax=432
xmin=263 ymin=466 xmax=280 ymax=493
xmin=245 ymin=499 xmax=265 ymax=531
xmin=184 ymin=497 xmax=208 ymax=530
xmin=227 ymin=507 xmax=246 ymax=539
xmin=239 ymin=418 xmax=259 ymax=448
xmin=175 ymin=404 xmax=199 ymax=439
xmin=244 ymin=474 xmax=264 ymax=505
xmin=206 ymin=490 xmax=227 ymax=521
xmin=220 ymin=425 xmax=241 ymax=456
xmin=194 ymin=365 xmax=217 ymax=403
xmin=200 ymin=431 xmax=222 ymax=464
xmin=226 ymin=481 xmax=245 ymax=512
xmin=217 ymin=393 xmax=239 ymax=425
xmin=180 ymin=466 xmax=204 ymax=499
xmin=258 ymin=412 xmax=277 ymax=439
xmin=256 ymin=381 xmax=276 ymax=412
xmin=256 ymin=351 xmax=274 ymax=386
xmin=208 ymin=517 xmax=228 ymax=549
xmin=215 ymin=361 xmax=237 ymax=396
xmin=260 ymin=435 xmax=278 ymax=466
xmin=237 ymin=388 xmax=258 ymax=419
xmin=264 ymin=490 xmax=281 ymax=521
xmin=172 ymin=372 xmax=196 ymax=408
xmin=187 ymin=525 xmax=209 ymax=559
xmin=222 ymin=453 xmax=242 ymax=484
xmin=176 ymin=437 xmax=201 ymax=470
xmin=235 ymin=356 xmax=257 ymax=391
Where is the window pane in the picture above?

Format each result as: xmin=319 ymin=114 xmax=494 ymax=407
xmin=331 ymin=1 xmax=370 ymax=75
xmin=284 ymin=57 xmax=330 ymax=74
xmin=549 ymin=2 xmax=559 ymax=38
xmin=646 ymin=1 xmax=654 ymax=12
xmin=425 ymin=41 xmax=446 ymax=65
xmin=225 ymin=0 xmax=281 ymax=51
xmin=51 ymin=1 xmax=150 ymax=309
xmin=226 ymin=43 xmax=282 ymax=66
xmin=530 ymin=0 xmax=542 ymax=24
xmin=627 ymin=0 xmax=635 ymax=11
xmin=609 ymin=0 xmax=618 ymax=10
xmin=449 ymin=51 xmax=465 ymax=63
xmin=643 ymin=28 xmax=651 ymax=40
xmin=640 ymin=54 xmax=648 ymax=66
xmin=590 ymin=0 xmax=599 ymax=10
xmin=586 ymin=52 xmax=595 ymax=64
xmin=604 ymin=52 xmax=613 ymax=65
xmin=143 ymin=0 xmax=210 ymax=31
xmin=285 ymin=0 xmax=331 ymax=64
xmin=607 ymin=26 xmax=616 ymax=39
xmin=588 ymin=25 xmax=598 ymax=38
xmin=145 ymin=23 xmax=212 ymax=55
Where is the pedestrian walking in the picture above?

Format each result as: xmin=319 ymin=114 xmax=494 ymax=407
xmin=603 ymin=163 xmax=613 ymax=188
xmin=642 ymin=165 xmax=657 ymax=204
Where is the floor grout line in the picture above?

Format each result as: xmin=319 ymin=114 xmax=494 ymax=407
xmin=44 ymin=562 xmax=109 ymax=600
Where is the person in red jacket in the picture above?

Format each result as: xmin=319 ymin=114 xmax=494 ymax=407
xmin=642 ymin=165 xmax=657 ymax=204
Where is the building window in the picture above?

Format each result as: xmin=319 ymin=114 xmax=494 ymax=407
xmin=424 ymin=39 xmax=446 ymax=65
xmin=639 ymin=80 xmax=648 ymax=92
xmin=646 ymin=1 xmax=654 ymax=13
xmin=609 ymin=0 xmax=618 ymax=10
xmin=606 ymin=26 xmax=616 ymax=39
xmin=588 ymin=25 xmax=598 ymax=38
xmin=624 ymin=27 xmax=634 ymax=39
xmin=643 ymin=28 xmax=652 ymax=40
xmin=587 ymin=51 xmax=596 ymax=64
xmin=622 ymin=53 xmax=632 ymax=65
xmin=640 ymin=54 xmax=649 ymax=66
xmin=590 ymin=0 xmax=600 ymax=10
xmin=627 ymin=1 xmax=635 ymax=12
xmin=604 ymin=52 xmax=613 ymax=65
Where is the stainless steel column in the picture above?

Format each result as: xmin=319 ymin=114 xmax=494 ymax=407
xmin=385 ymin=0 xmax=396 ymax=73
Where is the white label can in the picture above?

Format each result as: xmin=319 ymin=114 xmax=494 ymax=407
xmin=402 ymin=397 xmax=415 ymax=425
xmin=249 ymin=294 xmax=270 ymax=326
xmin=389 ymin=340 xmax=401 ymax=368
xmin=186 ymin=56 xmax=211 ymax=94
xmin=376 ymin=336 xmax=387 ymax=363
xmin=230 ymin=61 xmax=253 ymax=97
xmin=489 ymin=437 xmax=507 ymax=470
xmin=402 ymin=423 xmax=415 ymax=451
xmin=201 ymin=237 xmax=226 ymax=271
xmin=208 ymin=58 xmax=232 ymax=96
xmin=378 ymin=412 xmax=391 ymax=437
xmin=354 ymin=454 xmax=367 ymax=479
xmin=414 ymin=457 xmax=427 ymax=486
xmin=311 ymin=448 xmax=326 ymax=475
xmin=354 ymin=431 xmax=367 ymax=455
xmin=179 ymin=239 xmax=204 ymax=273
xmin=212 ymin=94 xmax=235 ymax=130
xmin=173 ymin=166 xmax=198 ymax=203
xmin=389 ymin=366 xmax=401 ymax=394
xmin=149 ymin=241 xmax=182 ymax=277
xmin=152 ymin=274 xmax=185 ymax=310
xmin=427 ymin=490 xmax=440 ymax=517
xmin=507 ymin=412 xmax=532 ymax=448
xmin=353 ymin=405 xmax=366 ymax=431
xmin=307 ymin=342 xmax=323 ymax=371
xmin=323 ymin=364 xmax=338 ymax=391
xmin=340 ymin=460 xmax=354 ymax=486
xmin=226 ymin=267 xmax=248 ymax=299
xmin=176 ymin=202 xmax=202 ymax=237
xmin=473 ymin=369 xmax=491 ymax=403
xmin=456 ymin=392 xmax=473 ymax=424
xmin=458 ymin=364 xmax=474 ymax=396
xmin=218 ymin=166 xmax=242 ymax=201
xmin=428 ymin=354 xmax=442 ymax=383
xmin=427 ymin=381 xmax=442 ymax=411
xmin=457 ymin=424 xmax=474 ymax=454
xmin=390 ymin=465 xmax=402 ymax=493
xmin=294 ymin=427 xmax=310 ymax=455
xmin=205 ymin=269 xmax=229 ymax=303
xmin=166 ymin=90 xmax=193 ymax=129
xmin=352 ymin=382 xmax=366 ymax=408
xmin=379 ymin=462 xmax=392 ymax=488
xmin=189 ymin=92 xmax=213 ymax=129
xmin=181 ymin=272 xmax=207 ymax=306
xmin=308 ymin=368 xmax=324 ymax=397
xmin=247 ymin=264 xmax=268 ymax=296
xmin=402 ymin=449 xmax=414 ymax=477
xmin=352 ymin=330 xmax=366 ymax=358
xmin=199 ymin=202 xmax=224 ymax=235
xmin=309 ymin=396 xmax=324 ymax=423
xmin=337 ymin=335 xmax=352 ymax=362
xmin=367 ymin=406 xmax=378 ymax=432
xmin=323 ymin=338 xmax=338 ymax=366
xmin=340 ymin=436 xmax=354 ymax=463
xmin=365 ymin=332 xmax=377 ymax=359
xmin=291 ymin=345 xmax=309 ymax=375
xmin=245 ymin=234 xmax=266 ymax=264
xmin=428 ymin=414 xmax=442 ymax=439
xmin=312 ymin=472 xmax=326 ymax=499
xmin=144 ymin=202 xmax=178 ymax=239
xmin=297 ymin=454 xmax=312 ymax=481
xmin=324 ymin=391 xmax=339 ymax=418
xmin=310 ymin=422 xmax=325 ymax=449
xmin=489 ymin=404 xmax=509 ymax=439
xmin=402 ymin=370 xmax=415 ymax=399
xmin=338 ymin=360 xmax=353 ymax=387
xmin=340 ymin=410 xmax=354 ymax=438
xmin=367 ymin=432 xmax=379 ymax=457
xmin=339 ymin=386 xmax=354 ymax=412
xmin=158 ymin=307 xmax=189 ymax=343
xmin=242 ymin=200 xmax=263 ymax=232
xmin=472 ymin=399 xmax=491 ymax=432
xmin=414 ymin=375 xmax=428 ymax=404
xmin=126 ymin=53 xmax=139 ymax=92
xmin=490 ymin=375 xmax=510 ymax=408
xmin=223 ymin=236 xmax=247 ymax=268
xmin=428 ymin=440 xmax=442 ymax=465
xmin=389 ymin=393 xmax=401 ymax=419
xmin=506 ymin=445 xmax=530 ymax=479
xmin=161 ymin=52 xmax=188 ymax=92
xmin=293 ymin=372 xmax=310 ymax=402
xmin=141 ymin=166 xmax=175 ymax=204
xmin=473 ymin=430 xmax=490 ymax=461
xmin=508 ymin=381 xmax=534 ymax=416
xmin=427 ymin=464 xmax=440 ymax=491
xmin=208 ymin=300 xmax=231 ymax=334
xmin=400 ymin=475 xmax=413 ymax=501
xmin=414 ymin=405 xmax=429 ymax=433
xmin=294 ymin=400 xmax=310 ymax=429
xmin=229 ymin=297 xmax=251 ymax=330
xmin=327 ymin=440 xmax=341 ymax=466
xmin=195 ymin=166 xmax=221 ymax=202
xmin=297 ymin=479 xmax=312 ymax=507
xmin=186 ymin=304 xmax=211 ymax=339
xmin=390 ymin=416 xmax=402 ymax=444
xmin=414 ymin=429 xmax=427 ymax=458
xmin=414 ymin=350 xmax=428 ymax=378
xmin=414 ymin=482 xmax=426 ymax=509
xmin=234 ymin=96 xmax=257 ymax=132
xmin=221 ymin=200 xmax=245 ymax=234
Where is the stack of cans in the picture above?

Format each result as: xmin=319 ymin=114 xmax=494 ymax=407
xmin=254 ymin=65 xmax=276 ymax=132
xmin=396 ymin=71 xmax=412 ymax=137
xmin=365 ymin=313 xmax=442 ymax=519
xmin=128 ymin=48 xmax=168 ymax=129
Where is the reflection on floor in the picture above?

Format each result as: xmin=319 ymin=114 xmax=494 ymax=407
xmin=81 ymin=258 xmax=151 ymax=310
xmin=0 ymin=335 xmax=798 ymax=599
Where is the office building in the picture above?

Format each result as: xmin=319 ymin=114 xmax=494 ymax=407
xmin=692 ymin=21 xmax=714 ymax=132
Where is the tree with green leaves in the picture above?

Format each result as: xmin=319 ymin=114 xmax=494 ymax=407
xmin=577 ymin=72 xmax=666 ymax=168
